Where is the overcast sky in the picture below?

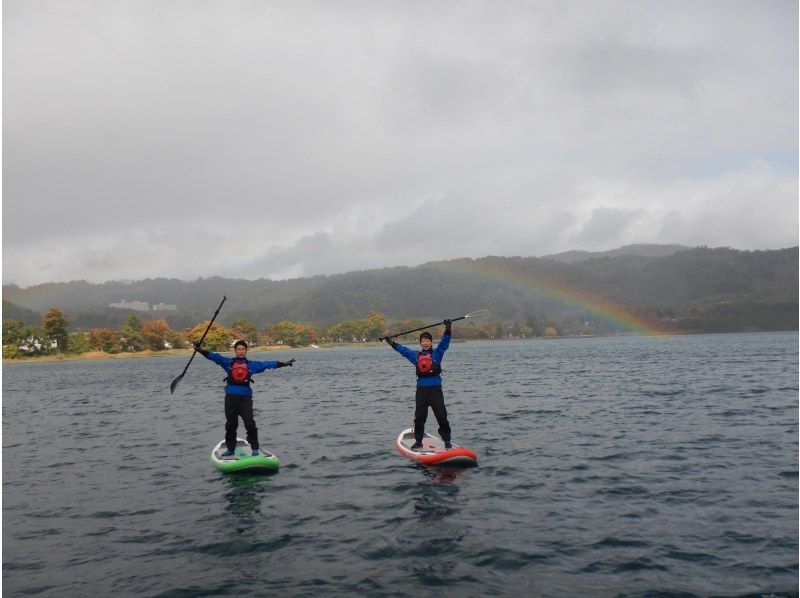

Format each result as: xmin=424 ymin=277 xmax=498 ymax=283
xmin=3 ymin=0 xmax=797 ymax=286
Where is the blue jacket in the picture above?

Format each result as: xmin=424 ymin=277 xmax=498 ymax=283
xmin=203 ymin=351 xmax=280 ymax=397
xmin=391 ymin=333 xmax=451 ymax=387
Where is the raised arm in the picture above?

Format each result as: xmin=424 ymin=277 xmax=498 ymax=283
xmin=433 ymin=320 xmax=452 ymax=361
xmin=385 ymin=338 xmax=418 ymax=365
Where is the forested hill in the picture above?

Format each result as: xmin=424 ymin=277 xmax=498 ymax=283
xmin=541 ymin=243 xmax=691 ymax=263
xmin=2 ymin=300 xmax=42 ymax=326
xmin=3 ymin=246 xmax=798 ymax=333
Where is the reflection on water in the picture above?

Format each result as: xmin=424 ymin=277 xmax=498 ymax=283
xmin=412 ymin=466 xmax=472 ymax=523
xmin=412 ymin=490 xmax=461 ymax=523
xmin=419 ymin=465 xmax=474 ymax=486
xmin=224 ymin=473 xmax=276 ymax=519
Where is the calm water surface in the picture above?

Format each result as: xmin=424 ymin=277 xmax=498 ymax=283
xmin=3 ymin=332 xmax=798 ymax=596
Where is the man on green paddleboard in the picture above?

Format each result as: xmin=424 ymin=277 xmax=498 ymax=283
xmin=193 ymin=339 xmax=295 ymax=458
xmin=384 ymin=319 xmax=453 ymax=449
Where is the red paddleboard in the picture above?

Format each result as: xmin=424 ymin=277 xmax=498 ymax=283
xmin=396 ymin=428 xmax=478 ymax=467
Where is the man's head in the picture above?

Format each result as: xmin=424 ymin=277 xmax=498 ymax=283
xmin=234 ymin=339 xmax=248 ymax=358
xmin=419 ymin=331 xmax=433 ymax=351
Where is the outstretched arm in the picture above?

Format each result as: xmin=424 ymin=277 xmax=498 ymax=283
xmin=248 ymin=358 xmax=295 ymax=374
xmin=193 ymin=344 xmax=232 ymax=370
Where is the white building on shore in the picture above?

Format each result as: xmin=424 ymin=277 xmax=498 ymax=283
xmin=152 ymin=303 xmax=178 ymax=311
xmin=109 ymin=300 xmax=150 ymax=312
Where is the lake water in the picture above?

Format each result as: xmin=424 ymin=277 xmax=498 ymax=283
xmin=3 ymin=332 xmax=798 ymax=596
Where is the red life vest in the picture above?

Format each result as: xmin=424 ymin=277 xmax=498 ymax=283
xmin=416 ymin=352 xmax=441 ymax=378
xmin=227 ymin=359 xmax=252 ymax=385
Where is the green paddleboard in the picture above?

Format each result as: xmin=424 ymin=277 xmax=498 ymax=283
xmin=209 ymin=438 xmax=279 ymax=474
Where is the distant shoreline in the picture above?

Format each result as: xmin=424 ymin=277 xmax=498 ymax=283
xmin=4 ymin=330 xmax=795 ymax=365
xmin=2 ymin=344 xmax=291 ymax=365
xmin=1 ymin=337 xmax=541 ymax=364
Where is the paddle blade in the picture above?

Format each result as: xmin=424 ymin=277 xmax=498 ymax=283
xmin=169 ymin=373 xmax=184 ymax=394
xmin=465 ymin=308 xmax=491 ymax=320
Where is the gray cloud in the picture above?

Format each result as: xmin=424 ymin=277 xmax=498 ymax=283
xmin=576 ymin=207 xmax=645 ymax=245
xmin=3 ymin=0 xmax=797 ymax=286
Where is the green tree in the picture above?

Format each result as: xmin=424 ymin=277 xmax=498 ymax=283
xmin=125 ymin=314 xmax=142 ymax=331
xmin=363 ymin=311 xmax=388 ymax=341
xmin=2 ymin=317 xmax=31 ymax=357
xmin=67 ymin=332 xmax=91 ymax=354
xmin=3 ymin=319 xmax=31 ymax=346
xmin=187 ymin=321 xmax=235 ymax=352
xmin=42 ymin=308 xmax=69 ymax=352
xmin=3 ymin=344 xmax=22 ymax=359
xmin=390 ymin=318 xmax=425 ymax=341
xmin=266 ymin=321 xmax=317 ymax=346
xmin=167 ymin=330 xmax=186 ymax=349
xmin=325 ymin=320 xmax=361 ymax=343
xmin=267 ymin=321 xmax=297 ymax=345
xmin=120 ymin=330 xmax=146 ymax=352
xmin=121 ymin=314 xmax=146 ymax=351
xmin=324 ymin=313 xmax=388 ymax=343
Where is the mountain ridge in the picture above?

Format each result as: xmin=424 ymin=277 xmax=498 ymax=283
xmin=3 ymin=245 xmax=797 ymax=333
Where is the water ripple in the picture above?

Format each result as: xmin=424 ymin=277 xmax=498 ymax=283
xmin=3 ymin=332 xmax=798 ymax=595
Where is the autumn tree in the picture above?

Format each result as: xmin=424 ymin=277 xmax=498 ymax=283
xmin=42 ymin=308 xmax=69 ymax=352
xmin=230 ymin=318 xmax=260 ymax=345
xmin=456 ymin=322 xmax=481 ymax=339
xmin=295 ymin=323 xmax=318 ymax=346
xmin=88 ymin=328 xmax=121 ymax=353
xmin=141 ymin=319 xmax=171 ymax=351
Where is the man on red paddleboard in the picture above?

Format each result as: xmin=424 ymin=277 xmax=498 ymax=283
xmin=384 ymin=320 xmax=453 ymax=449
xmin=193 ymin=339 xmax=294 ymax=457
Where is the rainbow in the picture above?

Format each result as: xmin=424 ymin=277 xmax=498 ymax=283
xmin=429 ymin=258 xmax=671 ymax=335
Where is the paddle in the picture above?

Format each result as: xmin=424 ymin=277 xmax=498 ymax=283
xmin=169 ymin=295 xmax=227 ymax=393
xmin=379 ymin=309 xmax=490 ymax=341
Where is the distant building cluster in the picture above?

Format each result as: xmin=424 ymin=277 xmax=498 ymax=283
xmin=109 ymin=300 xmax=150 ymax=311
xmin=152 ymin=302 xmax=178 ymax=311
xmin=109 ymin=300 xmax=178 ymax=312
